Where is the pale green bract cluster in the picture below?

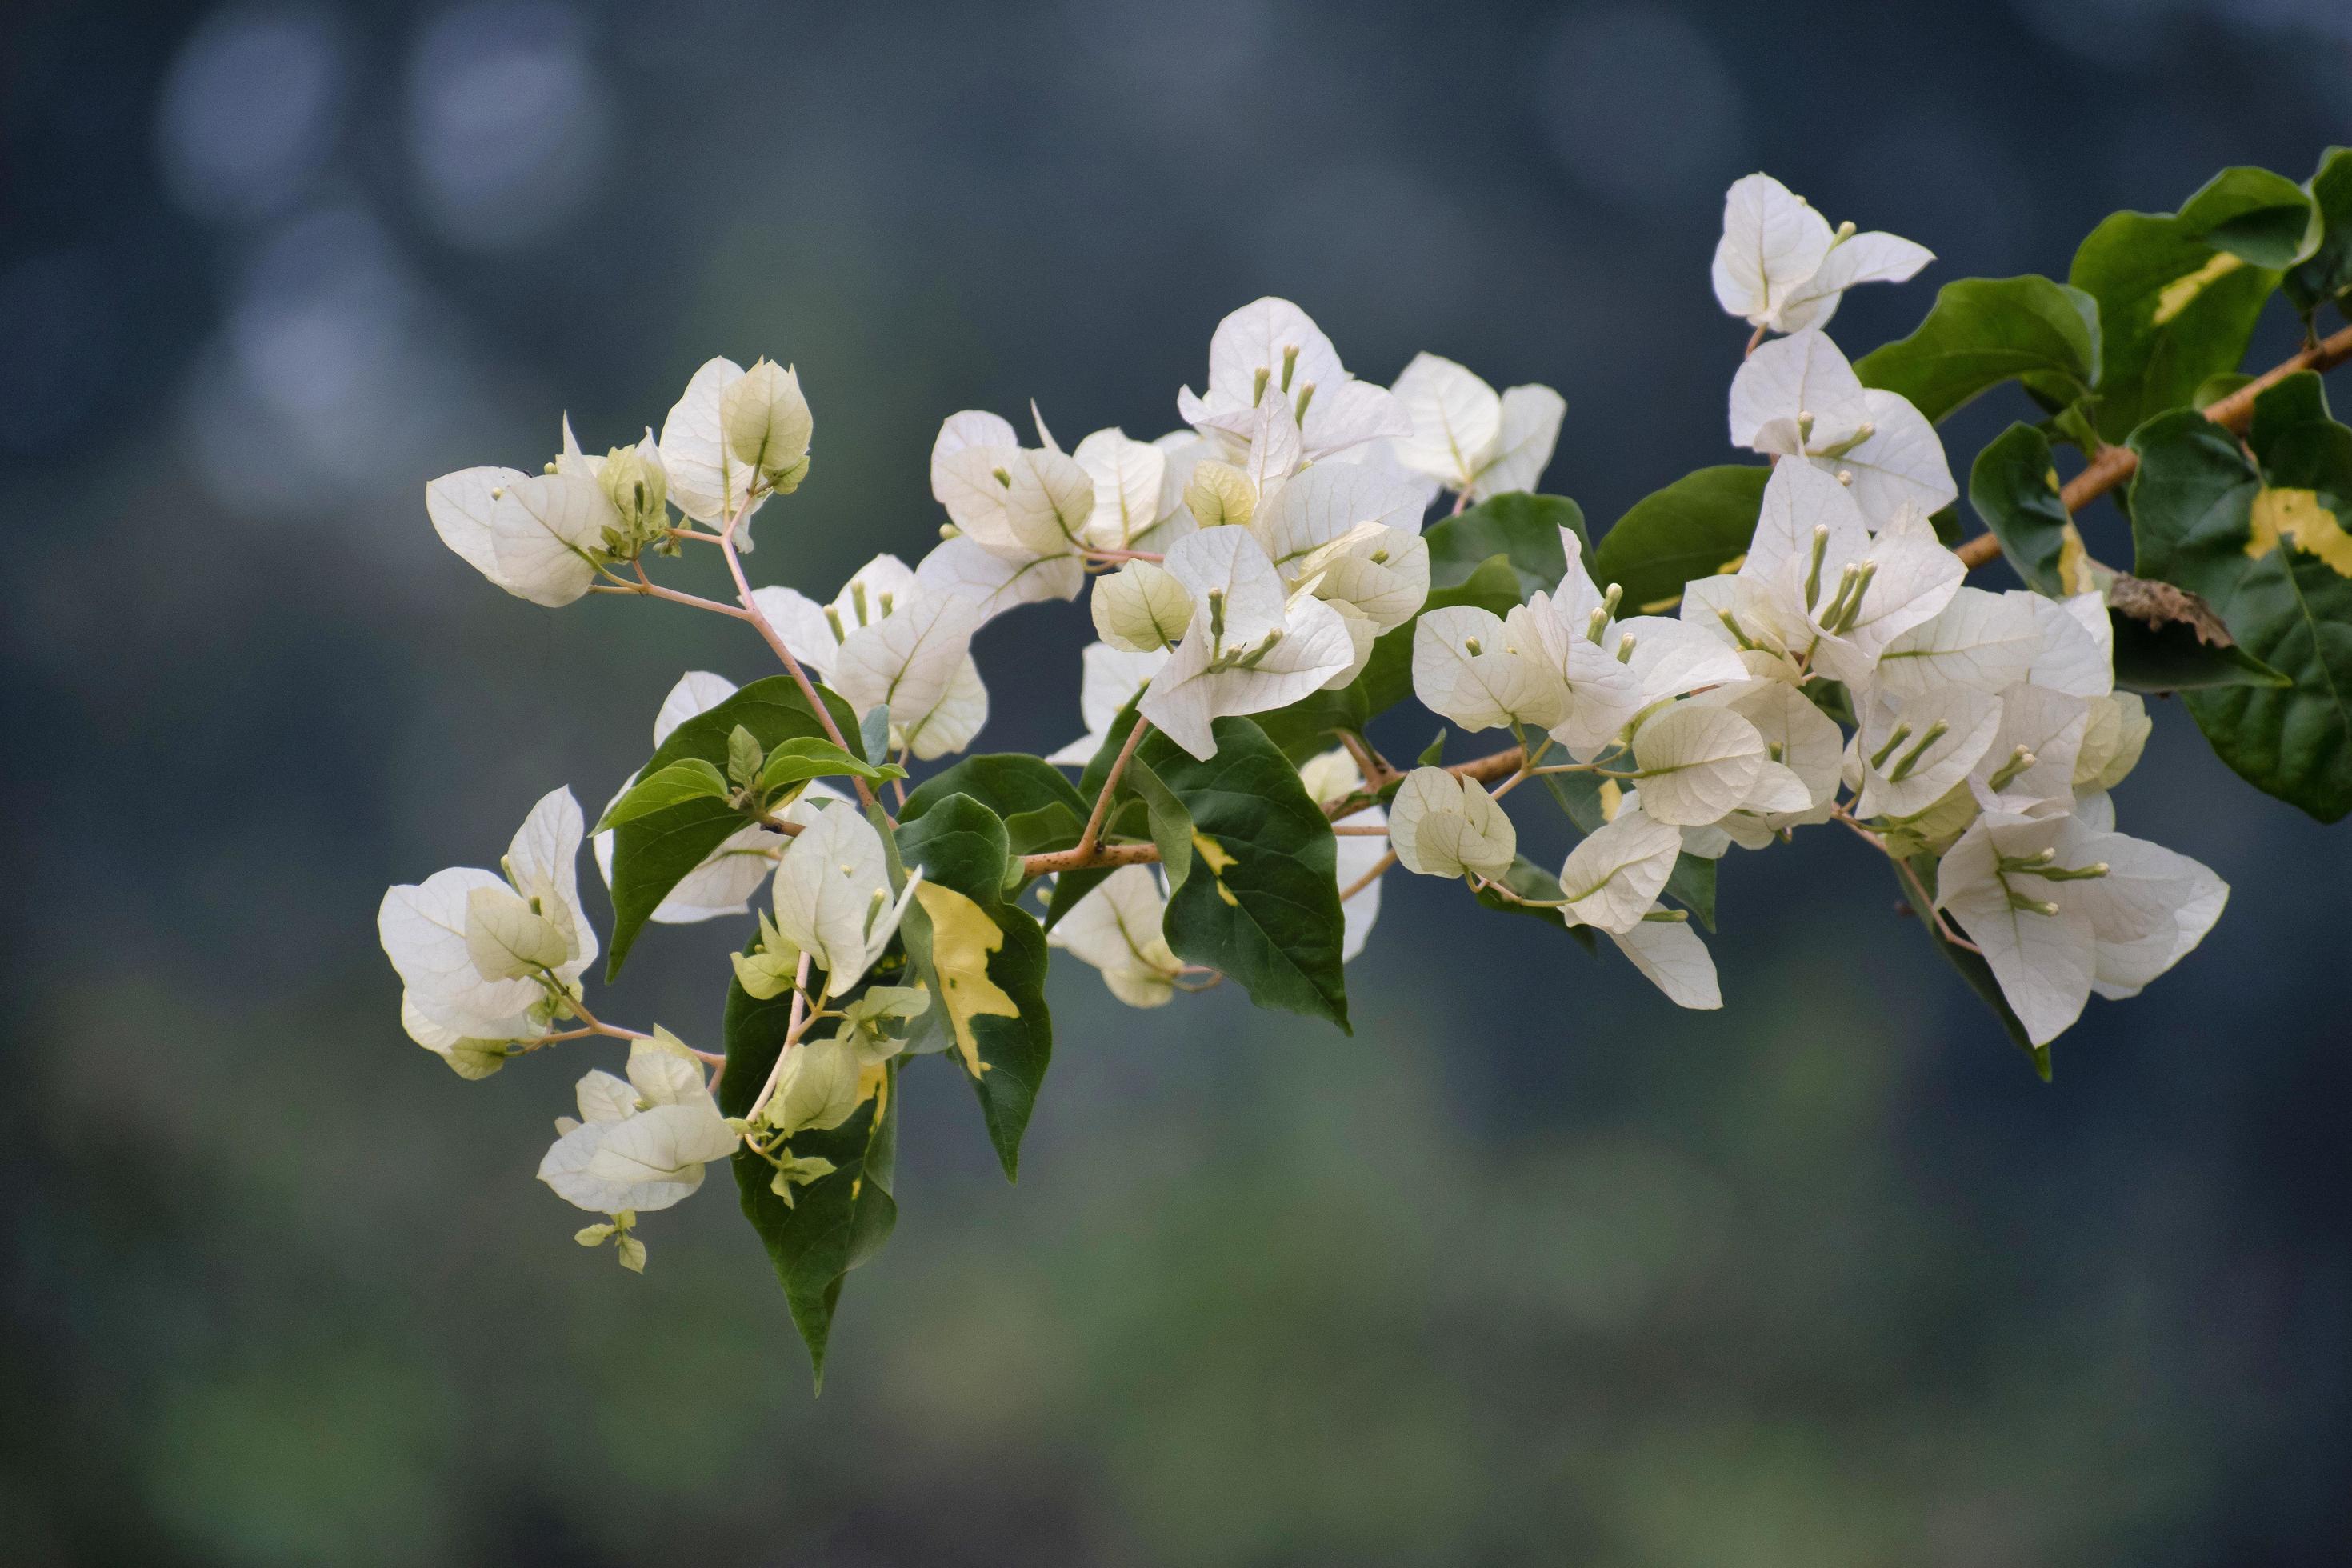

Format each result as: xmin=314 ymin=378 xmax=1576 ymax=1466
xmin=385 ymin=167 xmax=2246 ymax=1300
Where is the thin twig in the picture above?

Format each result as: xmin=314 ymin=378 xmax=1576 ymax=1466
xmin=1338 ymin=850 xmax=1396 ymax=902
xmin=746 ymin=952 xmax=818 ymax=1124
xmin=1075 ymin=718 xmax=1150 ymax=858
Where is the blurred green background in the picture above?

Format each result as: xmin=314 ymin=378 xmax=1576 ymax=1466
xmin=6 ymin=0 xmax=2350 ymax=1562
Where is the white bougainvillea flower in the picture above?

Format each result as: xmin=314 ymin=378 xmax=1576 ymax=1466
xmin=1688 ymin=678 xmax=1846 ymax=848
xmin=588 ymin=673 xmax=846 ymax=924
xmin=2074 ymin=691 xmax=2152 ymax=798
xmin=1387 ymin=353 xmax=1566 ymax=501
xmin=1967 ymin=683 xmax=2091 ymax=815
xmin=1520 ymin=529 xmax=1742 ymax=754
xmin=1387 ymin=766 xmax=1516 ymax=880
xmin=1853 ymin=686 xmax=2003 ymax=819
xmin=1248 ymin=461 xmax=1431 ymax=680
xmin=1607 ymin=914 xmax=1722 ymax=1010
xmin=758 ymin=1036 xmax=868 ymax=1138
xmin=2026 ymin=592 xmax=2114 ymax=699
xmin=1936 ymin=809 xmax=2226 ymax=1045
xmin=538 ymin=1031 xmax=739 ymax=1215
xmin=1297 ymin=748 xmax=1386 ymax=961
xmin=660 ymin=357 xmax=767 ymax=539
xmin=1627 ymin=704 xmax=1771 ymax=827
xmin=1046 ymin=642 xmax=1170 ymax=764
xmin=1412 ymin=603 xmax=1570 ymax=733
xmin=919 ymin=409 xmax=1090 ymax=616
xmin=426 ymin=465 xmax=534 ymax=598
xmin=1321 ymin=431 xmax=1445 ymax=516
xmin=752 ymin=554 xmax=988 ymax=760
xmin=1070 ymin=426 xmax=1173 ymax=551
xmin=1729 ymin=329 xmax=1955 ymax=526
xmin=381 ymin=788 xmax=599 ymax=1048
xmin=1177 ymin=297 xmax=1411 ymax=462
xmin=1048 ymin=864 xmax=1185 ymax=1007
xmin=1137 ymin=526 xmax=1358 ymax=759
xmin=769 ymin=802 xmax=921 ymax=999
xmin=1555 ymin=805 xmax=1683 ymax=933
xmin=1872 ymin=586 xmax=2044 ymax=699
xmin=479 ymin=471 xmax=622 ymax=607
xmin=1712 ymin=174 xmax=1933 ymax=335
xmin=1091 ymin=561 xmax=1195 ymax=654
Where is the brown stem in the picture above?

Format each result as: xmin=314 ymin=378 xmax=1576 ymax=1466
xmin=1954 ymin=321 xmax=2352 ymax=571
xmin=1074 ymin=718 xmax=1150 ymax=858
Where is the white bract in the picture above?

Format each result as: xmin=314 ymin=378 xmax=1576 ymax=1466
xmin=1387 ymin=767 xmax=1516 ymax=880
xmin=919 ymin=409 xmax=1092 ymax=617
xmin=1178 ymin=297 xmax=1412 ymax=464
xmin=753 ymin=555 xmax=987 ymax=760
xmin=1298 ymin=748 xmax=1387 ymax=962
xmin=1048 ymin=865 xmax=1185 ymax=1007
xmin=538 ymin=1032 xmax=738 ymax=1215
xmin=1729 ymin=329 xmax=1955 ymax=526
xmin=770 ymin=802 xmax=921 ymax=1000
xmin=1137 ymin=526 xmax=1358 ymax=759
xmin=380 ymin=788 xmax=598 ymax=1058
xmin=1047 ymin=642 xmax=1169 ymax=765
xmin=1712 ymin=174 xmax=1934 ymax=335
xmin=1388 ymin=353 xmax=1566 ymax=501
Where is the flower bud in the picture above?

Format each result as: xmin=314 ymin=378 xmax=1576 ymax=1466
xmin=1091 ymin=561 xmax=1194 ymax=652
xmin=720 ymin=359 xmax=814 ymax=492
xmin=598 ymin=442 xmax=669 ymax=545
xmin=762 ymin=1037 xmax=866 ymax=1137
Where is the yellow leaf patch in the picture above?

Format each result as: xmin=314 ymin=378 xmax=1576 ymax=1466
xmin=910 ymin=882 xmax=1019 ymax=1078
xmin=2247 ymin=488 xmax=2352 ymax=577
xmin=2153 ymin=251 xmax=2243 ymax=326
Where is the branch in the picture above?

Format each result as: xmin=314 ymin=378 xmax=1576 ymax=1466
xmin=1954 ymin=321 xmax=2352 ymax=570
xmin=1074 ymin=718 xmax=1150 ymax=858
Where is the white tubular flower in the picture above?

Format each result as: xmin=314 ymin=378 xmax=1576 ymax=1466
xmin=1853 ymin=686 xmax=2003 ymax=819
xmin=1873 ymin=586 xmax=2044 ymax=699
xmin=661 ymin=356 xmax=765 ymax=538
xmin=1712 ymin=173 xmax=1933 ymax=335
xmin=1136 ymin=526 xmax=1358 ymax=760
xmin=1936 ymin=810 xmax=2226 ymax=1046
xmin=380 ymin=788 xmax=599 ymax=1050
xmin=1387 ymin=766 xmax=1517 ymax=879
xmin=1046 ymin=642 xmax=1170 ymax=764
xmin=1732 ymin=462 xmax=1963 ymax=688
xmin=1091 ymin=561 xmax=1194 ymax=653
xmin=1387 ymin=352 xmax=1566 ymax=501
xmin=751 ymin=554 xmax=988 ymax=760
xmin=1556 ymin=806 xmax=1682 ymax=933
xmin=1628 ymin=704 xmax=1771 ymax=827
xmin=1071 ymin=426 xmax=1170 ymax=550
xmin=1176 ymin=297 xmax=1411 ymax=463
xmin=1296 ymin=747 xmax=1387 ymax=961
xmin=770 ymin=802 xmax=920 ymax=1000
xmin=1048 ymin=865 xmax=1185 ymax=1007
xmin=538 ymin=1031 xmax=739 ymax=1216
xmin=922 ymin=408 xmax=1090 ymax=616
xmin=1728 ymin=329 xmax=1955 ymax=526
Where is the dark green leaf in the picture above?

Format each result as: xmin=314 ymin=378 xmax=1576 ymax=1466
xmin=2128 ymin=407 xmax=2352 ymax=820
xmin=1424 ymin=492 xmax=1582 ymax=596
xmin=606 ymin=677 xmax=862 ymax=978
xmin=1139 ymin=718 xmax=1349 ymax=1030
xmin=2109 ymin=610 xmax=2293 ymax=693
xmin=2070 ymin=177 xmax=2289 ymax=443
xmin=893 ymin=796 xmax=1054 ymax=1178
xmin=1121 ymin=757 xmax=1195 ymax=884
xmin=2173 ymin=164 xmax=2322 ymax=270
xmin=1968 ymin=422 xmax=2076 ymax=595
xmin=2285 ymin=146 xmax=2352 ymax=315
xmin=594 ymin=758 xmax=730 ymax=832
xmin=756 ymin=736 xmax=902 ymax=796
xmin=1001 ymin=802 xmax=1085 ymax=860
xmin=2190 ymin=371 xmax=2256 ymax=409
xmin=1594 ymin=466 xmax=1769 ymax=615
xmin=901 ymin=754 xmax=1090 ymax=828
xmin=721 ymin=962 xmax=900 ymax=1388
xmin=1855 ymin=275 xmax=2102 ymax=424
xmin=858 ymin=705 xmax=893 ymax=767
xmin=2248 ymin=370 xmax=2331 ymax=465
xmin=1898 ymin=856 xmax=2049 ymax=1079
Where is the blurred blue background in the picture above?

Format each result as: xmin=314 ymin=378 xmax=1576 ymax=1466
xmin=6 ymin=0 xmax=2350 ymax=1562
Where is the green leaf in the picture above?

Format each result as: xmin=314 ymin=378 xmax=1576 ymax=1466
xmin=1001 ymin=802 xmax=1085 ymax=861
xmin=858 ymin=705 xmax=893 ymax=767
xmin=755 ymin=737 xmax=902 ymax=797
xmin=2190 ymin=371 xmax=2256 ymax=409
xmin=1138 ymin=718 xmax=1350 ymax=1030
xmin=900 ymin=754 xmax=1090 ymax=830
xmin=2128 ymin=405 xmax=2352 ymax=821
xmin=1416 ymin=729 xmax=1449 ymax=766
xmin=2108 ymin=610 xmax=2293 ymax=693
xmin=1855 ymin=275 xmax=2102 ymax=425
xmin=720 ymin=962 xmax=899 ymax=1388
xmin=1536 ymin=770 xmax=1714 ymax=931
xmin=1424 ymin=492 xmax=1582 ymax=597
xmin=1967 ymin=422 xmax=2076 ymax=595
xmin=1466 ymin=854 xmax=1595 ymax=952
xmin=2248 ymin=370 xmax=2331 ymax=464
xmin=594 ymin=758 xmax=730 ymax=832
xmin=892 ymin=796 xmax=1054 ymax=1178
xmin=2070 ymin=174 xmax=2292 ymax=444
xmin=606 ymin=677 xmax=862 ymax=978
xmin=1594 ymin=466 xmax=1769 ymax=616
xmin=2285 ymin=146 xmax=2352 ymax=316
xmin=1120 ymin=756 xmax=1195 ymax=883
xmin=2173 ymin=164 xmax=2322 ymax=270
xmin=1898 ymin=856 xmax=2049 ymax=1080
xmin=726 ymin=725 xmax=764 ymax=790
